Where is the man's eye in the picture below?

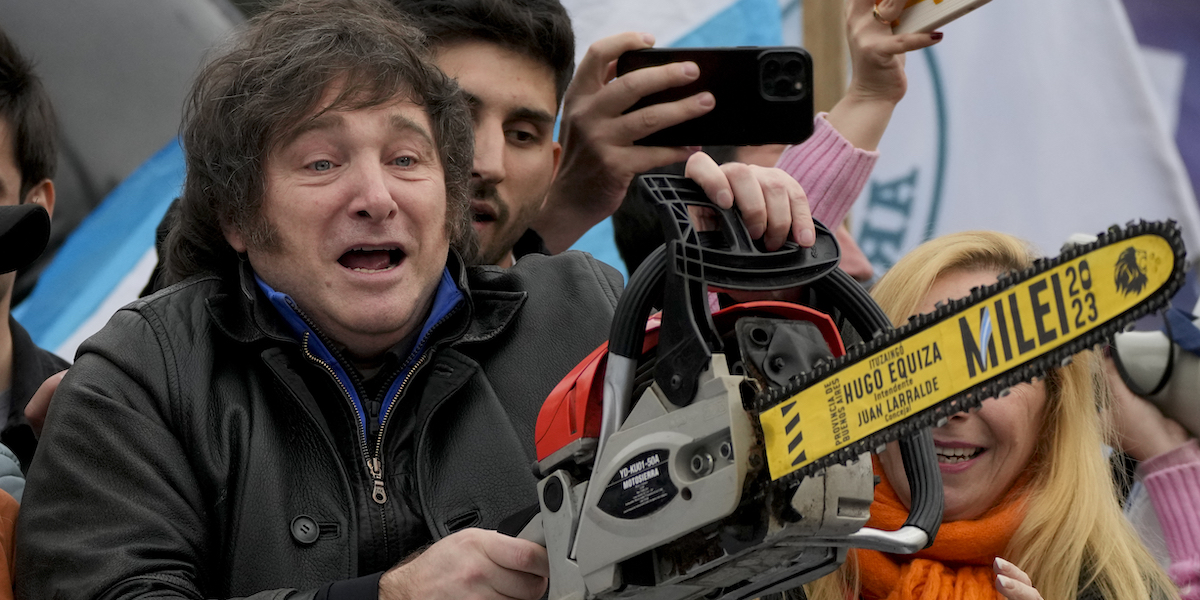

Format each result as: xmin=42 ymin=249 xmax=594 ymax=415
xmin=392 ymin=156 xmax=415 ymax=167
xmin=310 ymin=159 xmax=334 ymax=172
xmin=508 ymin=130 xmax=537 ymax=144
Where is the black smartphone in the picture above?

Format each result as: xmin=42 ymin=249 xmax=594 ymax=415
xmin=615 ymin=47 xmax=814 ymax=147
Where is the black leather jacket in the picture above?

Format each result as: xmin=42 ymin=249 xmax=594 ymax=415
xmin=16 ymin=251 xmax=622 ymax=599
xmin=6 ymin=316 xmax=69 ymax=473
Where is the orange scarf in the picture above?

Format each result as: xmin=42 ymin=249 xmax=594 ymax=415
xmin=855 ymin=457 xmax=1028 ymax=600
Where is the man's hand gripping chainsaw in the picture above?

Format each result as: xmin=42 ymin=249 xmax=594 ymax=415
xmin=512 ymin=175 xmax=1185 ymax=600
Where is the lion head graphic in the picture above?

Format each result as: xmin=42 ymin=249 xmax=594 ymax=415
xmin=1114 ymin=246 xmax=1148 ymax=296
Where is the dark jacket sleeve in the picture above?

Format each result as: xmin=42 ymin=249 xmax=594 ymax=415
xmin=14 ymin=308 xmax=322 ymax=600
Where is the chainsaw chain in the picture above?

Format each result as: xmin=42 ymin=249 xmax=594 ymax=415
xmin=752 ymin=220 xmax=1187 ymax=487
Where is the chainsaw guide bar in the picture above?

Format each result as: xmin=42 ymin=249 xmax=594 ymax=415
xmin=757 ymin=220 xmax=1186 ymax=485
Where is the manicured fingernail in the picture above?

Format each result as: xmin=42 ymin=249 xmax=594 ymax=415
xmin=799 ymin=229 xmax=815 ymax=247
xmin=996 ymin=575 xmax=1013 ymax=590
xmin=641 ymin=33 xmax=655 ymax=45
xmin=697 ymin=92 xmax=715 ymax=108
xmin=994 ymin=557 xmax=1012 ymax=572
xmin=685 ymin=146 xmax=702 ymax=153
xmin=682 ymin=61 xmax=699 ymax=78
xmin=930 ymin=31 xmax=944 ymax=40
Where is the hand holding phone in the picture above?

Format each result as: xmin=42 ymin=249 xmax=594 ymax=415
xmin=890 ymin=0 xmax=993 ymax=34
xmin=536 ymin=31 xmax=716 ymax=255
xmin=615 ymin=47 xmax=815 ymax=147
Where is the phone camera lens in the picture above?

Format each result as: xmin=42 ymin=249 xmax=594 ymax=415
xmin=784 ymin=60 xmax=802 ymax=77
xmin=763 ymin=59 xmax=781 ymax=78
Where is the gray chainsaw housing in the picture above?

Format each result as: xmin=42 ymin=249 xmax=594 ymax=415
xmin=537 ymin=356 xmax=874 ymax=600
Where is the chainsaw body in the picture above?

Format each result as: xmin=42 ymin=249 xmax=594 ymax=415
xmin=540 ymin=356 xmax=876 ymax=600
xmin=525 ymin=175 xmax=942 ymax=599
xmin=521 ymin=176 xmax=1186 ymax=600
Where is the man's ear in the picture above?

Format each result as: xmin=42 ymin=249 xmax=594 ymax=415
xmin=550 ymin=140 xmax=562 ymax=183
xmin=540 ymin=141 xmax=562 ymax=212
xmin=222 ymin=221 xmax=248 ymax=253
xmin=23 ymin=179 xmax=55 ymax=220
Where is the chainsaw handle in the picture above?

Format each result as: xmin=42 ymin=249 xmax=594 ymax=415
xmin=897 ymin=428 xmax=944 ymax=546
xmin=839 ymin=431 xmax=943 ymax=555
xmin=807 ymin=268 xmax=944 ymax=549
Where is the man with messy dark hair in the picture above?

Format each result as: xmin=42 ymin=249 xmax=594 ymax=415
xmin=19 ymin=1 xmax=600 ymax=598
xmin=17 ymin=0 xmax=807 ymax=598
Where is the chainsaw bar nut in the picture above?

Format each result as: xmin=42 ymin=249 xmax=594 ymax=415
xmin=690 ymin=451 xmax=714 ymax=476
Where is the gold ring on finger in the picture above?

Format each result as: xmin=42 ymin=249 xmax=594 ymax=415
xmin=873 ymin=5 xmax=891 ymax=25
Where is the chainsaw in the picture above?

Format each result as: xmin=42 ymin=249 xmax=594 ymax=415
xmin=509 ymin=175 xmax=1185 ymax=600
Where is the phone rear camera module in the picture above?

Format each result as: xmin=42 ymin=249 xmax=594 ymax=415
xmin=759 ymin=52 xmax=806 ymax=100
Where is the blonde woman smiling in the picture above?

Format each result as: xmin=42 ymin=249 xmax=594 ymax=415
xmin=803 ymin=231 xmax=1191 ymax=600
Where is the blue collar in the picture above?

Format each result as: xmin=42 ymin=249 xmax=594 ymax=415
xmin=255 ymin=269 xmax=464 ymax=436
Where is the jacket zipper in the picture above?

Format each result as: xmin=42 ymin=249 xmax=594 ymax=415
xmin=300 ymin=332 xmax=374 ymax=487
xmin=301 ymin=332 xmax=397 ymax=557
xmin=290 ymin=295 xmax=460 ymax=562
xmin=370 ymin=352 xmax=427 ymax=504
xmin=367 ymin=302 xmax=458 ymax=503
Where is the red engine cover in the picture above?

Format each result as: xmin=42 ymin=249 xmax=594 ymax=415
xmin=534 ymin=301 xmax=845 ymax=466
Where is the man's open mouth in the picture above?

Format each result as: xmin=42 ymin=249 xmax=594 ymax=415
xmin=471 ymin=201 xmax=497 ymax=224
xmin=337 ymin=247 xmax=404 ymax=273
xmin=934 ymin=445 xmax=983 ymax=464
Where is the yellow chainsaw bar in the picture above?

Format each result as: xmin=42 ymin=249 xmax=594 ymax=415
xmin=757 ymin=222 xmax=1185 ymax=483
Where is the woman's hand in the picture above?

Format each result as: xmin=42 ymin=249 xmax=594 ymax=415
xmin=25 ymin=369 xmax=67 ymax=437
xmin=826 ymin=0 xmax=943 ymax=151
xmin=994 ymin=557 xmax=1044 ymax=600
xmin=1104 ymin=357 xmax=1191 ymax=461
xmin=845 ymin=0 xmax=941 ymax=105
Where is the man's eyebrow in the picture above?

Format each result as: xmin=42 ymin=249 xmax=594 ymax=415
xmin=510 ymin=107 xmax=556 ymax=127
xmin=389 ymin=113 xmax=435 ymax=148
xmin=291 ymin=112 xmax=345 ymax=139
xmin=459 ymin=90 xmax=554 ymax=126
xmin=462 ymin=90 xmax=482 ymax=109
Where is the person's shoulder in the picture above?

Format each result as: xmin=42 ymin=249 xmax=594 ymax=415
xmin=470 ymin=251 xmax=623 ymax=304
xmin=123 ymin=273 xmax=226 ymax=318
xmin=83 ymin=274 xmax=229 ymax=352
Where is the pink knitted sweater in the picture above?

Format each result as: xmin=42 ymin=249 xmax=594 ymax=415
xmin=1141 ymin=439 xmax=1200 ymax=599
xmin=775 ymin=114 xmax=878 ymax=228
